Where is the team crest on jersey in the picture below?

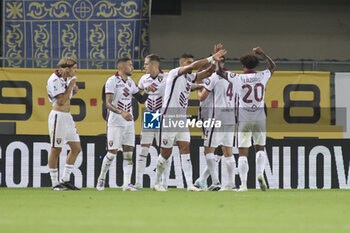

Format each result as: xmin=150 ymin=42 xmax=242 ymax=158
xmin=123 ymin=87 xmax=130 ymax=97
xmin=56 ymin=138 xmax=62 ymax=144
xmin=127 ymin=80 xmax=132 ymax=87
xmin=229 ymin=73 xmax=236 ymax=79
xmin=109 ymin=141 xmax=113 ymax=147
xmin=204 ymin=79 xmax=211 ymax=85
xmin=158 ymin=76 xmax=163 ymax=82
xmin=163 ymin=139 xmax=168 ymax=145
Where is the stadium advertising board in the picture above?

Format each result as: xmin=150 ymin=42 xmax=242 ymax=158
xmin=0 ymin=68 xmax=340 ymax=138
xmin=0 ymin=135 xmax=349 ymax=189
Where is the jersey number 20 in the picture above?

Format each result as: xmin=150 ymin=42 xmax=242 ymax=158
xmin=242 ymin=83 xmax=264 ymax=103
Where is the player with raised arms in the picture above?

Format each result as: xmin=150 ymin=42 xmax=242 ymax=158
xmin=196 ymin=44 xmax=238 ymax=191
xmin=153 ymin=46 xmax=227 ymax=191
xmin=217 ymin=47 xmax=276 ymax=191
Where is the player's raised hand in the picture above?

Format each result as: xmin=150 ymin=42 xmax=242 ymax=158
xmin=214 ymin=43 xmax=223 ymax=53
xmin=121 ymin=111 xmax=133 ymax=121
xmin=253 ymin=47 xmax=264 ymax=55
xmin=73 ymin=85 xmax=79 ymax=95
xmin=145 ymin=85 xmax=156 ymax=93
xmin=212 ymin=49 xmax=227 ymax=61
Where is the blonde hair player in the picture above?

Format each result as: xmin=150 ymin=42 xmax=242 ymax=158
xmin=46 ymin=57 xmax=81 ymax=190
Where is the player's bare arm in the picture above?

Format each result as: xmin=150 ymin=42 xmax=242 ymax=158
xmin=253 ymin=47 xmax=276 ymax=74
xmin=197 ymin=88 xmax=210 ymax=101
xmin=191 ymin=83 xmax=205 ymax=91
xmin=106 ymin=93 xmax=133 ymax=121
xmin=178 ymin=49 xmax=227 ymax=76
xmin=196 ymin=63 xmax=216 ymax=81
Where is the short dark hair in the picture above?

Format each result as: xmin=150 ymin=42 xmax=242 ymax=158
xmin=116 ymin=57 xmax=131 ymax=68
xmin=240 ymin=54 xmax=259 ymax=69
xmin=180 ymin=53 xmax=194 ymax=59
xmin=146 ymin=54 xmax=160 ymax=63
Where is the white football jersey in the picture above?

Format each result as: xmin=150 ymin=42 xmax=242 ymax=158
xmin=105 ymin=72 xmax=139 ymax=126
xmin=198 ymin=77 xmax=212 ymax=121
xmin=204 ymin=73 xmax=236 ymax=125
xmin=138 ymin=71 xmax=168 ymax=111
xmin=226 ymin=69 xmax=271 ymax=121
xmin=162 ymin=67 xmax=197 ymax=117
xmin=47 ymin=71 xmax=73 ymax=106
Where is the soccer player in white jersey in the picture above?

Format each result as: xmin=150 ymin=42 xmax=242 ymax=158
xmin=153 ymin=47 xmax=227 ymax=191
xmin=197 ymin=55 xmax=237 ymax=191
xmin=135 ymin=54 xmax=169 ymax=190
xmin=47 ymin=57 xmax=81 ymax=191
xmin=96 ymin=58 xmax=152 ymax=191
xmin=217 ymin=47 xmax=276 ymax=191
xmin=195 ymin=55 xmax=234 ymax=191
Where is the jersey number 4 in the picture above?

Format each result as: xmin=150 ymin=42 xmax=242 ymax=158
xmin=242 ymin=83 xmax=264 ymax=103
xmin=226 ymin=83 xmax=234 ymax=101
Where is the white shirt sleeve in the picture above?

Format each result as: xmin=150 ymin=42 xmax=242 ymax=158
xmin=131 ymin=80 xmax=139 ymax=95
xmin=261 ymin=69 xmax=272 ymax=81
xmin=48 ymin=78 xmax=65 ymax=98
xmin=204 ymin=76 xmax=216 ymax=92
xmin=226 ymin=71 xmax=238 ymax=83
xmin=105 ymin=77 xmax=114 ymax=94
xmin=138 ymin=76 xmax=145 ymax=90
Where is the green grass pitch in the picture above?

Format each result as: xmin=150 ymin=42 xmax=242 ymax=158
xmin=0 ymin=188 xmax=349 ymax=233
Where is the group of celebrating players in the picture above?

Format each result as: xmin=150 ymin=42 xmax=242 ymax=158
xmin=46 ymin=44 xmax=276 ymax=192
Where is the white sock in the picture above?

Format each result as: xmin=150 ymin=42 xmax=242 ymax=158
xmin=61 ymin=164 xmax=74 ymax=182
xmin=238 ymin=156 xmax=249 ymax=188
xmin=50 ymin=168 xmax=59 ymax=186
xmin=223 ymin=155 xmax=236 ymax=187
xmin=155 ymin=155 xmax=167 ymax=184
xmin=181 ymin=154 xmax=193 ymax=187
xmin=215 ymin=155 xmax=222 ymax=180
xmin=123 ymin=151 xmax=133 ymax=187
xmin=135 ymin=147 xmax=149 ymax=187
xmin=256 ymin=150 xmax=266 ymax=177
xmin=99 ymin=152 xmax=116 ymax=179
xmin=198 ymin=167 xmax=210 ymax=183
xmin=205 ymin=153 xmax=220 ymax=184
xmin=162 ymin=158 xmax=171 ymax=188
